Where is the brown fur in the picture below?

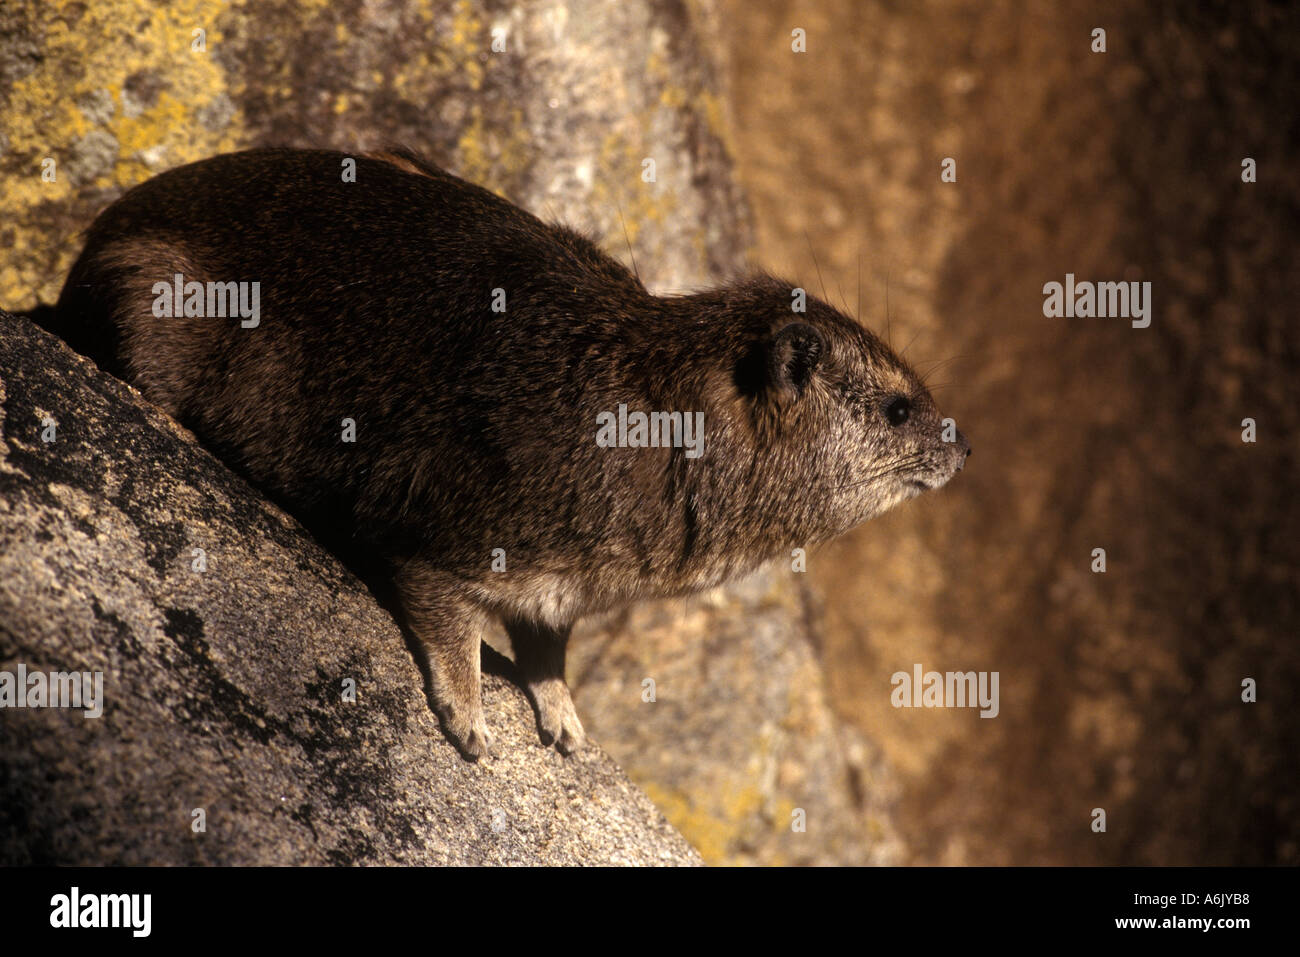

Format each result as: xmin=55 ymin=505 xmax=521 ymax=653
xmin=54 ymin=148 xmax=969 ymax=759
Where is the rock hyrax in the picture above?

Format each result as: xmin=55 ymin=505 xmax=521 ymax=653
xmin=54 ymin=148 xmax=970 ymax=759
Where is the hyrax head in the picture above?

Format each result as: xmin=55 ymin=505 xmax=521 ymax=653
xmin=728 ymin=276 xmax=970 ymax=542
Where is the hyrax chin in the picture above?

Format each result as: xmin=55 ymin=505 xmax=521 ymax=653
xmin=55 ymin=147 xmax=970 ymax=760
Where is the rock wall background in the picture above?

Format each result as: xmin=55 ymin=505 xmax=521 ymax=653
xmin=716 ymin=0 xmax=1299 ymax=864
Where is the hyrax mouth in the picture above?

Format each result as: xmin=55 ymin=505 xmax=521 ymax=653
xmin=902 ymin=437 xmax=971 ymax=494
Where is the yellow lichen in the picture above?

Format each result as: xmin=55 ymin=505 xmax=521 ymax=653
xmin=455 ymin=106 xmax=530 ymax=197
xmin=639 ymin=779 xmax=768 ymax=866
xmin=0 ymin=0 xmax=250 ymax=307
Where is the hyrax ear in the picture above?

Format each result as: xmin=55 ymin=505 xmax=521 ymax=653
xmin=768 ymin=323 xmax=826 ymax=401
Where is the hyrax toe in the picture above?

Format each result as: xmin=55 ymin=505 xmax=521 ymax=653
xmin=530 ymin=678 xmax=587 ymax=754
xmin=554 ymin=719 xmax=587 ymax=755
xmin=462 ymin=725 xmax=495 ymax=761
xmin=439 ymin=707 xmax=495 ymax=761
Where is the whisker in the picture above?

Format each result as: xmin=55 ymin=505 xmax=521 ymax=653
xmin=616 ymin=200 xmax=640 ymax=285
xmin=834 ymin=275 xmax=851 ymax=316
xmin=899 ymin=327 xmax=923 ymax=360
xmin=805 ymin=231 xmax=829 ymax=303
xmin=910 ymin=380 xmax=952 ymax=397
xmin=856 ymin=249 xmax=862 ymax=324
xmin=913 ymin=354 xmax=972 ymax=378
xmin=820 ymin=452 xmax=928 ymax=493
xmin=826 ymin=461 xmax=923 ymax=494
xmin=885 ymin=270 xmax=892 ymax=349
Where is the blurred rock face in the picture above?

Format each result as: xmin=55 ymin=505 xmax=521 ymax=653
xmin=2 ymin=0 xmax=899 ymax=864
xmin=718 ymin=0 xmax=1299 ymax=863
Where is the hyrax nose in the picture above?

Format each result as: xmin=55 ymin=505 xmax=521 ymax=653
xmin=953 ymin=430 xmax=971 ymax=470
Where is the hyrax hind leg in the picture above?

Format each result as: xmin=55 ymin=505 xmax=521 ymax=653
xmin=394 ymin=560 xmax=493 ymax=760
xmin=504 ymin=618 xmax=587 ymax=754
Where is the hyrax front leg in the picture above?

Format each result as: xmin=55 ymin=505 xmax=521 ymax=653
xmin=505 ymin=618 xmax=587 ymax=754
xmin=395 ymin=561 xmax=493 ymax=760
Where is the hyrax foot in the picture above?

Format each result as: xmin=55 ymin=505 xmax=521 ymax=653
xmin=393 ymin=562 xmax=493 ymax=762
xmin=529 ymin=677 xmax=587 ymax=755
xmin=440 ymin=704 xmax=495 ymax=761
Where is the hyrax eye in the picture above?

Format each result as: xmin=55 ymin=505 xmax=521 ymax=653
xmin=885 ymin=396 xmax=911 ymax=427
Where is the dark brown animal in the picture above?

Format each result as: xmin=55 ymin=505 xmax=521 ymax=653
xmin=54 ymin=148 xmax=969 ymax=759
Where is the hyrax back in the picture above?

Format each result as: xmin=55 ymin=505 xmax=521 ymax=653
xmin=56 ymin=148 xmax=968 ymax=759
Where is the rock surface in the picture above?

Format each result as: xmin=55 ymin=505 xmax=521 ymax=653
xmin=562 ymin=575 xmax=904 ymax=866
xmin=0 ymin=309 xmax=700 ymax=865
